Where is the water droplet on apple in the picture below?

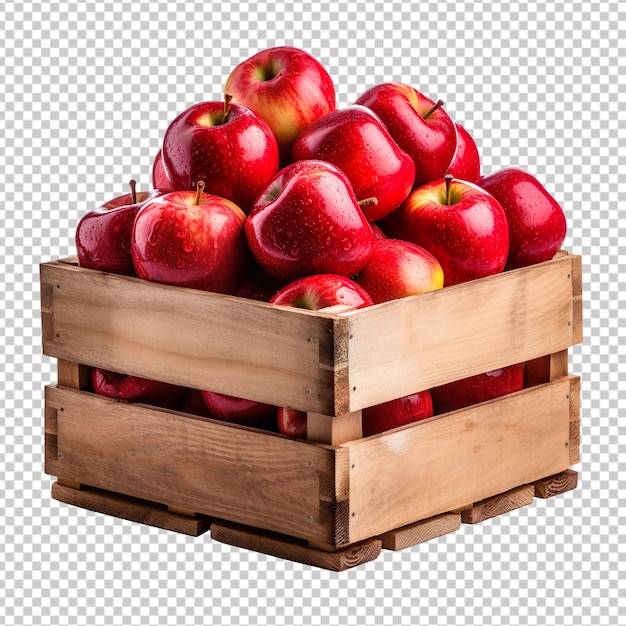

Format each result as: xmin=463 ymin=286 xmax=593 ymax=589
xmin=342 ymin=239 xmax=352 ymax=251
xmin=325 ymin=237 xmax=332 ymax=246
xmin=290 ymin=242 xmax=300 ymax=256
xmin=184 ymin=242 xmax=194 ymax=253
xmin=177 ymin=259 xmax=186 ymax=269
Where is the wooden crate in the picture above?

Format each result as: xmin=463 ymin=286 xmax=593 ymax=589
xmin=40 ymin=251 xmax=582 ymax=570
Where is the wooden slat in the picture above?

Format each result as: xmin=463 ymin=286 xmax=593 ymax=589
xmin=344 ymin=377 xmax=575 ymax=544
xmin=57 ymin=359 xmax=91 ymax=389
xmin=40 ymin=259 xmax=339 ymax=415
xmin=569 ymin=376 xmax=581 ymax=465
xmin=380 ymin=512 xmax=461 ymax=550
xmin=345 ymin=254 xmax=581 ymax=410
xmin=211 ymin=521 xmax=381 ymax=571
xmin=45 ymin=385 xmax=339 ymax=546
xmin=307 ymin=410 xmax=363 ymax=445
xmin=461 ymin=484 xmax=535 ymax=524
xmin=52 ymin=481 xmax=212 ymax=536
xmin=534 ymin=469 xmax=578 ymax=499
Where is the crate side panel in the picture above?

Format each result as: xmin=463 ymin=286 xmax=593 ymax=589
xmin=346 ymin=255 xmax=579 ymax=410
xmin=346 ymin=377 xmax=574 ymax=543
xmin=45 ymin=385 xmax=337 ymax=545
xmin=40 ymin=260 xmax=336 ymax=414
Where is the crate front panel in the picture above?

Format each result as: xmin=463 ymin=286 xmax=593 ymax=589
xmin=40 ymin=258 xmax=339 ymax=414
xmin=345 ymin=253 xmax=582 ymax=411
xmin=45 ymin=385 xmax=340 ymax=545
xmin=344 ymin=376 xmax=578 ymax=544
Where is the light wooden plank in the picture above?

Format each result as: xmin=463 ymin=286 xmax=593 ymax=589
xmin=45 ymin=385 xmax=338 ymax=546
xmin=211 ymin=521 xmax=381 ymax=571
xmin=307 ymin=410 xmax=363 ymax=445
xmin=380 ymin=512 xmax=461 ymax=550
xmin=344 ymin=377 xmax=575 ymax=544
xmin=345 ymin=254 xmax=581 ymax=411
xmin=534 ymin=469 xmax=578 ymax=499
xmin=52 ymin=481 xmax=212 ymax=536
xmin=461 ymin=484 xmax=535 ymax=524
xmin=40 ymin=259 xmax=338 ymax=414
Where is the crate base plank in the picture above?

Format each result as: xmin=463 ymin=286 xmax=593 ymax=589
xmin=379 ymin=512 xmax=462 ymax=551
xmin=534 ymin=469 xmax=579 ymax=499
xmin=461 ymin=484 xmax=536 ymax=524
xmin=51 ymin=481 xmax=213 ymax=536
xmin=210 ymin=521 xmax=382 ymax=571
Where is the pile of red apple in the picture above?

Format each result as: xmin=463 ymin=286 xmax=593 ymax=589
xmin=75 ymin=46 xmax=567 ymax=438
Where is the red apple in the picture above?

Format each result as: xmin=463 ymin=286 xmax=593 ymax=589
xmin=91 ymin=367 xmax=187 ymax=409
xmin=151 ymin=149 xmax=173 ymax=192
xmin=245 ymin=160 xmax=375 ymax=282
xmin=447 ymin=122 xmax=481 ymax=182
xmin=131 ymin=182 xmax=249 ymax=294
xmin=362 ymin=390 xmax=433 ymax=437
xmin=269 ymin=274 xmax=374 ymax=310
xmin=476 ymin=167 xmax=567 ymax=269
xmin=382 ymin=175 xmax=509 ymax=286
xmin=355 ymin=82 xmax=457 ymax=188
xmin=224 ymin=46 xmax=336 ymax=163
xmin=161 ymin=97 xmax=279 ymax=213
xmin=201 ymin=390 xmax=277 ymax=428
xmin=430 ymin=363 xmax=525 ymax=414
xmin=356 ymin=239 xmax=444 ymax=304
xmin=75 ymin=180 xmax=163 ymax=276
xmin=291 ymin=105 xmax=415 ymax=222
xmin=277 ymin=406 xmax=307 ymax=438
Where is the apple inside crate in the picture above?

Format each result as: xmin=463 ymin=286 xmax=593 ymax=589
xmin=40 ymin=252 xmax=582 ymax=562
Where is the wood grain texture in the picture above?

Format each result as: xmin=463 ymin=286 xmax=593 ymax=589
xmin=344 ymin=377 xmax=575 ymax=543
xmin=40 ymin=259 xmax=339 ymax=415
xmin=52 ymin=481 xmax=212 ymax=536
xmin=380 ymin=512 xmax=461 ymax=550
xmin=345 ymin=253 xmax=582 ymax=410
xmin=461 ymin=484 xmax=535 ymax=524
xmin=45 ymin=385 xmax=339 ymax=546
xmin=211 ymin=521 xmax=381 ymax=571
xmin=534 ymin=470 xmax=579 ymax=499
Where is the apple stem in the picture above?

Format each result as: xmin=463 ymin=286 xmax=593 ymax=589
xmin=129 ymin=179 xmax=137 ymax=204
xmin=223 ymin=93 xmax=233 ymax=123
xmin=423 ymin=99 xmax=444 ymax=120
xmin=194 ymin=180 xmax=205 ymax=205
xmin=445 ymin=174 xmax=454 ymax=206
xmin=357 ymin=197 xmax=378 ymax=208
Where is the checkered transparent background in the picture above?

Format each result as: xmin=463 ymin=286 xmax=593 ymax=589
xmin=2 ymin=1 xmax=624 ymax=624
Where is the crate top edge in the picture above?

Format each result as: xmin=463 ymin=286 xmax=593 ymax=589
xmin=40 ymin=250 xmax=578 ymax=323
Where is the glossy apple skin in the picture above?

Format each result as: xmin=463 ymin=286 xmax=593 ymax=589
xmin=151 ymin=149 xmax=173 ymax=192
xmin=362 ymin=391 xmax=433 ymax=437
xmin=76 ymin=188 xmax=163 ymax=276
xmin=476 ymin=167 xmax=567 ymax=269
xmin=277 ymin=406 xmax=307 ymax=438
xmin=382 ymin=178 xmax=509 ymax=286
xmin=91 ymin=368 xmax=187 ymax=409
xmin=270 ymin=274 xmax=374 ymax=310
xmin=224 ymin=46 xmax=336 ymax=164
xmin=447 ymin=122 xmax=481 ymax=182
xmin=430 ymin=363 xmax=525 ymax=414
xmin=131 ymin=189 xmax=249 ymax=294
xmin=201 ymin=390 xmax=278 ymax=428
xmin=292 ymin=105 xmax=415 ymax=222
xmin=162 ymin=101 xmax=279 ymax=213
xmin=355 ymin=82 xmax=457 ymax=188
xmin=245 ymin=160 xmax=375 ymax=282
xmin=356 ymin=239 xmax=444 ymax=304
